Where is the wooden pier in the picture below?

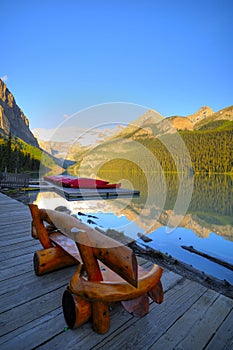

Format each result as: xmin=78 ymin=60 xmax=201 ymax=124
xmin=28 ymin=181 xmax=140 ymax=200
xmin=0 ymin=192 xmax=233 ymax=349
xmin=53 ymin=185 xmax=140 ymax=201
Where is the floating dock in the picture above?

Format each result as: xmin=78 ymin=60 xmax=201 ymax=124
xmin=53 ymin=185 xmax=140 ymax=200
xmin=28 ymin=180 xmax=140 ymax=200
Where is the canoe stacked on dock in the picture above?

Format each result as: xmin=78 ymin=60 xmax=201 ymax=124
xmin=44 ymin=176 xmax=121 ymax=189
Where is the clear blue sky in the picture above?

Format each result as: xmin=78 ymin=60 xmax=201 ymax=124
xmin=1 ymin=0 xmax=233 ymax=129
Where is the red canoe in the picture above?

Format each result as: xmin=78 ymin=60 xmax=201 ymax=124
xmin=44 ymin=176 xmax=121 ymax=189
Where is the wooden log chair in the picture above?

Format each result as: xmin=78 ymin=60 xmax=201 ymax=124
xmin=29 ymin=204 xmax=164 ymax=334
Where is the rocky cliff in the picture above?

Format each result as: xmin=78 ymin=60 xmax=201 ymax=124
xmin=168 ymin=106 xmax=214 ymax=130
xmin=0 ymin=79 xmax=39 ymax=147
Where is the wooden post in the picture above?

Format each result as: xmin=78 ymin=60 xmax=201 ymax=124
xmin=92 ymin=301 xmax=110 ymax=334
xmin=77 ymin=232 xmax=110 ymax=334
xmin=29 ymin=204 xmax=52 ymax=249
xmin=76 ymin=232 xmax=103 ymax=282
xmin=76 ymin=233 xmax=111 ymax=333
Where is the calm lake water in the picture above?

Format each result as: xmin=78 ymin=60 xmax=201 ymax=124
xmin=30 ymin=173 xmax=233 ymax=284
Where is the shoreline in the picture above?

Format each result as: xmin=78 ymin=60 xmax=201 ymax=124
xmin=129 ymin=241 xmax=233 ymax=299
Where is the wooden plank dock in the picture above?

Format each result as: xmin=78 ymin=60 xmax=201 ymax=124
xmin=0 ymin=192 xmax=233 ymax=350
xmin=28 ymin=181 xmax=140 ymax=200
xmin=54 ymin=186 xmax=140 ymax=201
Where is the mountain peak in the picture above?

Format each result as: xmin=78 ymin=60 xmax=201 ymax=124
xmin=165 ymin=106 xmax=215 ymax=131
xmin=187 ymin=106 xmax=214 ymax=123
xmin=0 ymin=79 xmax=38 ymax=147
xmin=129 ymin=109 xmax=163 ymax=128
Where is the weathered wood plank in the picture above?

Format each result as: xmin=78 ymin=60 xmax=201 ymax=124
xmin=0 ymin=216 xmax=30 ymax=224
xmin=160 ymin=269 xmax=183 ymax=292
xmin=50 ymin=280 xmax=206 ymax=350
xmin=0 ymin=212 xmax=30 ymax=220
xmin=0 ymin=259 xmax=34 ymax=281
xmin=0 ymin=194 xmax=16 ymax=203
xmin=36 ymin=301 xmax=133 ymax=350
xmin=0 ymin=236 xmax=35 ymax=247
xmin=0 ymin=271 xmax=39 ymax=296
xmin=0 ymin=267 xmax=75 ymax=313
xmin=0 ymin=229 xmax=31 ymax=240
xmin=175 ymin=294 xmax=233 ymax=350
xmin=0 ymin=204 xmax=29 ymax=210
xmin=150 ymin=290 xmax=233 ymax=350
xmin=82 ymin=280 xmax=207 ymax=350
xmin=0 ymin=201 xmax=30 ymax=210
xmin=0 ymin=217 xmax=30 ymax=225
xmin=0 ymin=206 xmax=28 ymax=212
xmin=0 ymin=262 xmax=72 ymax=297
xmin=0 ymin=308 xmax=65 ymax=350
xmin=0 ymin=217 xmax=29 ymax=224
xmin=0 ymin=219 xmax=30 ymax=228
xmin=0 ymin=286 xmax=65 ymax=337
xmin=0 ymin=196 xmax=27 ymax=205
xmin=205 ymin=308 xmax=233 ymax=350
xmin=0 ymin=242 xmax=40 ymax=262
xmin=0 ymin=194 xmax=30 ymax=216
xmin=0 ymin=239 xmax=39 ymax=254
xmin=0 ymin=204 xmax=29 ymax=211
xmin=0 ymin=252 xmax=34 ymax=270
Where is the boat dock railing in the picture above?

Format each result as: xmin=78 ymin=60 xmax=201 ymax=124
xmin=0 ymin=172 xmax=29 ymax=189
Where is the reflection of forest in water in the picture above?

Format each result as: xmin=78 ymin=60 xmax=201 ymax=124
xmin=165 ymin=174 xmax=232 ymax=219
xmin=98 ymin=168 xmax=233 ymax=240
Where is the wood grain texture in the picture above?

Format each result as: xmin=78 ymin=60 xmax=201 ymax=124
xmin=69 ymin=264 xmax=163 ymax=302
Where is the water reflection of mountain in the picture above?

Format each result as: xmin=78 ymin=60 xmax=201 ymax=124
xmin=96 ymin=171 xmax=233 ymax=240
xmin=33 ymin=173 xmax=233 ymax=242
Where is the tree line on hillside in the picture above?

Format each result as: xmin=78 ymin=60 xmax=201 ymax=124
xmin=132 ymin=129 xmax=233 ymax=174
xmin=76 ymin=127 xmax=233 ymax=176
xmin=0 ymin=134 xmax=40 ymax=173
xmin=181 ymin=129 xmax=233 ymax=174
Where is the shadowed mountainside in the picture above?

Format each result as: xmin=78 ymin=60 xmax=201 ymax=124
xmin=0 ymin=79 xmax=39 ymax=147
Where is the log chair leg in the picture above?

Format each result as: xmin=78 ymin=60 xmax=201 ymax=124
xmin=29 ymin=204 xmax=52 ymax=249
xmin=121 ymin=293 xmax=150 ymax=317
xmin=92 ymin=301 xmax=110 ymax=334
xmin=34 ymin=247 xmax=76 ymax=275
xmin=62 ymin=288 xmax=92 ymax=329
xmin=148 ymin=280 xmax=164 ymax=304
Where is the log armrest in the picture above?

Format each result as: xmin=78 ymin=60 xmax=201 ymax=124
xmin=69 ymin=263 xmax=163 ymax=302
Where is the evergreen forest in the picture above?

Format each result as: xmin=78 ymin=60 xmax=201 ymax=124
xmin=97 ymin=126 xmax=233 ymax=175
xmin=0 ymin=134 xmax=56 ymax=174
